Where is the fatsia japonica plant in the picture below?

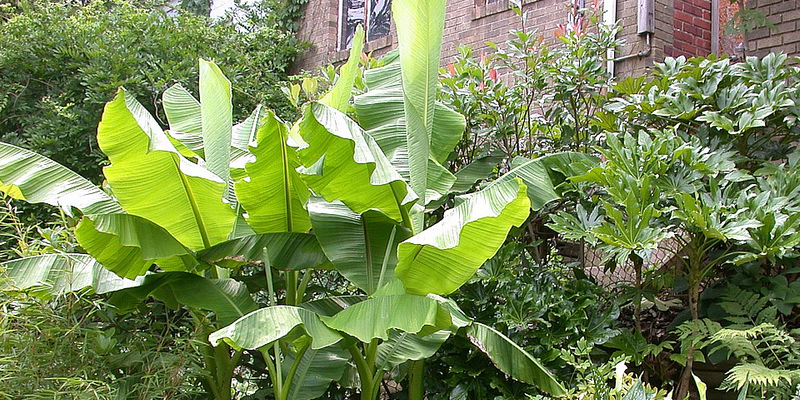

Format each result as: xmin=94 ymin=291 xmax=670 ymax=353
xmin=0 ymin=1 xmax=583 ymax=399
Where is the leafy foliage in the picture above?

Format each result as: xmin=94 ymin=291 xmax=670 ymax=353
xmin=0 ymin=0 xmax=303 ymax=182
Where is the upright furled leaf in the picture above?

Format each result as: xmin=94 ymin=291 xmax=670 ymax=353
xmin=396 ymin=178 xmax=530 ymax=295
xmin=109 ymin=272 xmax=257 ymax=325
xmin=1 ymin=254 xmax=143 ymax=296
xmin=75 ymin=214 xmax=197 ymax=279
xmin=208 ymin=305 xmax=342 ymax=350
xmin=394 ymin=0 xmax=447 ymax=210
xmin=354 ymin=62 xmax=464 ymax=203
xmin=200 ymin=59 xmax=233 ymax=183
xmin=319 ymin=25 xmax=364 ymax=112
xmin=308 ymin=198 xmax=411 ymax=295
xmin=467 ymin=322 xmax=566 ymax=396
xmin=0 ymin=142 xmax=122 ymax=215
xmin=98 ymin=88 xmax=237 ymax=250
xmin=295 ymin=102 xmax=415 ymax=223
xmin=235 ymin=111 xmax=311 ymax=233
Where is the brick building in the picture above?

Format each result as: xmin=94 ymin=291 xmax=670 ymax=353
xmin=291 ymin=0 xmax=800 ymax=75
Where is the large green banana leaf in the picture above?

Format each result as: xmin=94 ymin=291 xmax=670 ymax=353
xmin=507 ymin=152 xmax=601 ymax=206
xmin=321 ymin=294 xmax=452 ymax=343
xmin=451 ymin=152 xmax=504 ymax=193
xmin=319 ymin=25 xmax=364 ymax=112
xmin=109 ymin=271 xmax=257 ymax=325
xmin=298 ymin=295 xmax=366 ymax=316
xmin=466 ymin=322 xmax=566 ymax=396
xmin=199 ymin=59 xmax=233 ymax=183
xmin=163 ymin=84 xmax=260 ymax=159
xmin=209 ymin=305 xmax=342 ymax=350
xmin=98 ymin=88 xmax=237 ymax=251
xmin=1 ymin=253 xmax=143 ymax=296
xmin=396 ymin=178 xmax=530 ymax=295
xmin=0 ymin=142 xmax=122 ymax=215
xmin=393 ymin=0 xmax=447 ymax=210
xmin=75 ymin=214 xmax=198 ymax=279
xmin=353 ymin=62 xmax=464 ymax=166
xmin=163 ymin=84 xmax=203 ymax=153
xmin=308 ymin=197 xmax=411 ymax=295
xmin=353 ymin=63 xmax=460 ymax=207
xmin=284 ymin=345 xmax=350 ymax=400
xmin=235 ymin=111 xmax=311 ymax=233
xmin=197 ymin=233 xmax=328 ymax=271
xmin=375 ymin=330 xmax=451 ymax=370
xmin=295 ymin=102 xmax=415 ymax=223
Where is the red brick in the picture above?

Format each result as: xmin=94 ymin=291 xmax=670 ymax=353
xmin=675 ymin=10 xmax=695 ymax=24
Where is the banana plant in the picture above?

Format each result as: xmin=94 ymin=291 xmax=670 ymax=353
xmin=0 ymin=2 xmax=577 ymax=399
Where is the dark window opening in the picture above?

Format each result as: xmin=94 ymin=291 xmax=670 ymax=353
xmin=339 ymin=0 xmax=392 ymax=50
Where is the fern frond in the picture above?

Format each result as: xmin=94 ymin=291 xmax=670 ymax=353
xmin=719 ymin=363 xmax=800 ymax=391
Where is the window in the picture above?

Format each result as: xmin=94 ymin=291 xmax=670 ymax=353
xmin=339 ymin=0 xmax=392 ymax=50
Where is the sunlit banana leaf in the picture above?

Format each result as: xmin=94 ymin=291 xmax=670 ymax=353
xmin=295 ymin=102 xmax=415 ymax=223
xmin=393 ymin=0 xmax=447 ymax=208
xmin=98 ymin=88 xmax=237 ymax=251
xmin=1 ymin=253 xmax=143 ymax=296
xmin=353 ymin=63 xmax=462 ymax=206
xmin=235 ymin=111 xmax=311 ymax=233
xmin=308 ymin=198 xmax=411 ymax=295
xmin=209 ymin=305 xmax=342 ymax=350
xmin=321 ymin=294 xmax=452 ymax=343
xmin=319 ymin=25 xmax=364 ymax=112
xmin=199 ymin=59 xmax=233 ymax=183
xmin=109 ymin=271 xmax=257 ymax=325
xmin=75 ymin=214 xmax=198 ymax=279
xmin=197 ymin=232 xmax=328 ymax=271
xmin=396 ymin=178 xmax=530 ymax=295
xmin=467 ymin=322 xmax=566 ymax=396
xmin=0 ymin=142 xmax=122 ymax=215
xmin=163 ymin=84 xmax=203 ymax=154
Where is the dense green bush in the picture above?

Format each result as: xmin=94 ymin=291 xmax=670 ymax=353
xmin=0 ymin=0 xmax=303 ymax=181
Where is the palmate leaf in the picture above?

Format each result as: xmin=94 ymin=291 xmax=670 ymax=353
xmin=308 ymin=198 xmax=411 ymax=295
xmin=98 ymin=88 xmax=237 ymax=251
xmin=109 ymin=271 xmax=257 ymax=325
xmin=285 ymin=345 xmax=350 ymax=400
xmin=466 ymin=322 xmax=566 ymax=396
xmin=396 ymin=178 xmax=530 ymax=296
xmin=209 ymin=305 xmax=342 ymax=350
xmin=321 ymin=294 xmax=452 ymax=343
xmin=197 ymin=232 xmax=328 ymax=271
xmin=75 ymin=214 xmax=198 ymax=279
xmin=0 ymin=142 xmax=122 ymax=215
xmin=235 ymin=111 xmax=311 ymax=233
xmin=295 ymin=102 xmax=415 ymax=223
xmin=1 ymin=253 xmax=143 ymax=296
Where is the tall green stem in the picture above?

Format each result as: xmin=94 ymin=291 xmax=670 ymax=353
xmin=264 ymin=250 xmax=284 ymax=399
xmin=408 ymin=359 xmax=425 ymax=400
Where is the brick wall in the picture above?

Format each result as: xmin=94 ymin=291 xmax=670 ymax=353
xmin=291 ymin=0 xmax=712 ymax=75
xmin=747 ymin=0 xmax=800 ymax=58
xmin=663 ymin=0 xmax=713 ymax=58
